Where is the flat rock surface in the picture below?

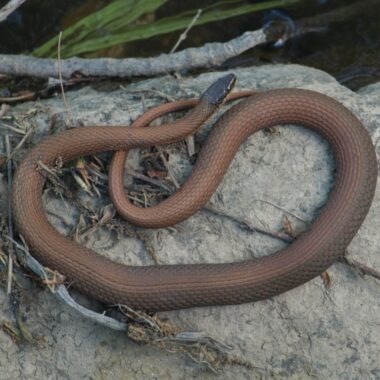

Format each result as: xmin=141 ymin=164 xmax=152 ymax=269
xmin=0 ymin=64 xmax=379 ymax=379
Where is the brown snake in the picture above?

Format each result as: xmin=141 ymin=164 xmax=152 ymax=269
xmin=12 ymin=74 xmax=377 ymax=311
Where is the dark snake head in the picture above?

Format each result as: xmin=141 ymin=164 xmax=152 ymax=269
xmin=200 ymin=74 xmax=236 ymax=105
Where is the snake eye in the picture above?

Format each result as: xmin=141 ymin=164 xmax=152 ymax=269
xmin=201 ymin=74 xmax=237 ymax=105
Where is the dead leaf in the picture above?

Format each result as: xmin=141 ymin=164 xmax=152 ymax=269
xmin=2 ymin=322 xmax=21 ymax=343
xmin=321 ymin=271 xmax=332 ymax=289
xmin=283 ymin=215 xmax=294 ymax=237
xmin=147 ymin=169 xmax=167 ymax=179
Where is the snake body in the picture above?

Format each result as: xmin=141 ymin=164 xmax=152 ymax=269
xmin=12 ymin=75 xmax=377 ymax=311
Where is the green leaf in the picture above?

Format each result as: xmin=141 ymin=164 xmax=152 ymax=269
xmin=33 ymin=0 xmax=300 ymax=58
xmin=33 ymin=0 xmax=168 ymax=57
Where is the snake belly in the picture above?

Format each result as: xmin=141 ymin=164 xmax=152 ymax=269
xmin=12 ymin=88 xmax=377 ymax=311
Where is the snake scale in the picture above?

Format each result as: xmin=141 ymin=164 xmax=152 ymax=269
xmin=12 ymin=74 xmax=377 ymax=311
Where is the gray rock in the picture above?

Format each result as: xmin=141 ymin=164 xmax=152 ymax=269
xmin=0 ymin=64 xmax=379 ymax=379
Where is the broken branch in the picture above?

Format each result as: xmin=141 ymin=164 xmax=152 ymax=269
xmin=0 ymin=0 xmax=26 ymax=24
xmin=0 ymin=28 xmax=268 ymax=79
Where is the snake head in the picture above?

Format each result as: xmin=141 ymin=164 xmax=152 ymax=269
xmin=200 ymin=74 xmax=236 ymax=105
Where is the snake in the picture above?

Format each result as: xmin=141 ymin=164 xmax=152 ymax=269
xmin=12 ymin=74 xmax=377 ymax=312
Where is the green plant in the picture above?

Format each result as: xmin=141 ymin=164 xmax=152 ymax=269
xmin=33 ymin=0 xmax=300 ymax=58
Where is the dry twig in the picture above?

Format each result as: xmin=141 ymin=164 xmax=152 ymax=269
xmin=170 ymin=9 xmax=202 ymax=54
xmin=36 ymin=159 xmax=67 ymax=194
xmin=0 ymin=28 xmax=268 ymax=79
xmin=0 ymin=0 xmax=26 ymax=23
xmin=158 ymin=151 xmax=180 ymax=189
xmin=344 ymin=257 xmax=380 ymax=281
xmin=120 ymin=305 xmax=254 ymax=372
xmin=57 ymin=31 xmax=74 ymax=127
xmin=7 ymin=124 xmax=34 ymax=159
xmin=5 ymin=135 xmax=14 ymax=294
xmin=0 ymin=91 xmax=35 ymax=103
xmin=125 ymin=164 xmax=172 ymax=192
xmin=0 ymin=121 xmax=26 ymax=135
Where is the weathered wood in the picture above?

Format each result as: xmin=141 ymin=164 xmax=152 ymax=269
xmin=0 ymin=0 xmax=26 ymax=23
xmin=0 ymin=29 xmax=267 ymax=79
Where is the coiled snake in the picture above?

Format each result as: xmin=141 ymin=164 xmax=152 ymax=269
xmin=12 ymin=74 xmax=377 ymax=311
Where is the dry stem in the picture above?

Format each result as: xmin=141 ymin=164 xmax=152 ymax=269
xmin=5 ymin=135 xmax=14 ymax=294
xmin=0 ymin=0 xmax=26 ymax=23
xmin=57 ymin=31 xmax=74 ymax=127
xmin=170 ymin=9 xmax=202 ymax=54
xmin=0 ymin=29 xmax=268 ymax=78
